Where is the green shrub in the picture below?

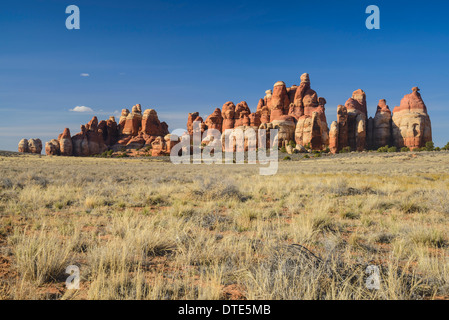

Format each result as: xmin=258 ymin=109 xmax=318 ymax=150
xmin=377 ymin=145 xmax=389 ymax=153
xmin=288 ymin=140 xmax=296 ymax=148
xmin=283 ymin=156 xmax=292 ymax=161
xmin=435 ymin=147 xmax=441 ymax=151
xmin=425 ymin=141 xmax=435 ymax=151
xmin=387 ymin=146 xmax=397 ymax=153
xmin=314 ymin=152 xmax=322 ymax=158
xmin=97 ymin=149 xmax=114 ymax=158
xmin=280 ymin=146 xmax=287 ymax=153
xmin=442 ymin=142 xmax=449 ymax=150
xmin=339 ymin=146 xmax=351 ymax=154
xmin=303 ymin=154 xmax=310 ymax=159
xmin=400 ymin=147 xmax=410 ymax=152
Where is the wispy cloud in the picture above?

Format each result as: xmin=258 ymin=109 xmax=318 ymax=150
xmin=68 ymin=106 xmax=120 ymax=117
xmin=157 ymin=112 xmax=189 ymax=120
xmin=80 ymin=73 xmax=90 ymax=77
xmin=70 ymin=106 xmax=94 ymax=113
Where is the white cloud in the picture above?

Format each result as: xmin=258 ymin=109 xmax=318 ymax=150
xmin=171 ymin=128 xmax=187 ymax=137
xmin=80 ymin=73 xmax=90 ymax=77
xmin=70 ymin=106 xmax=94 ymax=113
xmin=157 ymin=112 xmax=189 ymax=120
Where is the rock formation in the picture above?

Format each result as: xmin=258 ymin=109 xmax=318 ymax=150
xmin=122 ymin=104 xmax=142 ymax=136
xmin=151 ymin=136 xmax=166 ymax=156
xmin=21 ymin=73 xmax=433 ymax=158
xmin=18 ymin=138 xmax=43 ymax=154
xmin=141 ymin=109 xmax=169 ymax=138
xmin=256 ymin=99 xmax=264 ymax=112
xmin=295 ymin=112 xmax=323 ymax=150
xmin=45 ymin=139 xmax=60 ymax=156
xmin=72 ymin=125 xmax=89 ymax=156
xmin=205 ymin=108 xmax=223 ymax=133
xmin=164 ymin=134 xmax=180 ymax=154
xmin=18 ymin=139 xmax=29 ymax=153
xmin=249 ymin=112 xmax=261 ymax=128
xmin=344 ymin=89 xmax=368 ymax=152
xmin=28 ymin=139 xmax=42 ymax=154
xmin=187 ymin=112 xmax=200 ymax=135
xmin=317 ymin=98 xmax=330 ymax=146
xmin=234 ymin=102 xmax=251 ymax=127
xmin=259 ymin=106 xmax=270 ymax=124
xmin=293 ymin=74 xmax=328 ymax=149
xmin=329 ymin=122 xmax=339 ymax=154
xmin=392 ymin=87 xmax=432 ymax=150
xmin=59 ymin=128 xmax=73 ymax=156
xmin=40 ymin=105 xmax=173 ymax=157
xmin=119 ymin=109 xmax=129 ymax=131
xmin=84 ymin=117 xmax=107 ymax=155
xmin=185 ymin=74 xmax=434 ymax=155
xmin=372 ymin=99 xmax=392 ymax=149
xmin=336 ymin=105 xmax=349 ymax=151
xmin=272 ymin=116 xmax=296 ymax=148
xmin=264 ymin=90 xmax=272 ymax=110
xmin=270 ymin=81 xmax=289 ymax=121
xmin=105 ymin=117 xmax=119 ymax=146
xmin=222 ymin=102 xmax=236 ymax=132
xmin=125 ymin=134 xmax=146 ymax=150
xmin=345 ymin=89 xmax=368 ymax=116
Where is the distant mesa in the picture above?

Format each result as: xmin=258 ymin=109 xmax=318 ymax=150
xmin=18 ymin=74 xmax=433 ymax=156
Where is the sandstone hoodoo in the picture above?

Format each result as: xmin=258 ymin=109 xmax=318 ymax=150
xmin=293 ymin=74 xmax=329 ymax=150
xmin=39 ymin=106 xmax=176 ymax=157
xmin=205 ymin=108 xmax=223 ymax=133
xmin=371 ymin=99 xmax=392 ymax=149
xmin=221 ymin=102 xmax=236 ymax=131
xmin=392 ymin=87 xmax=432 ymax=150
xmin=59 ymin=128 xmax=73 ymax=156
xmin=186 ymin=73 xmax=433 ymax=154
xmin=18 ymin=138 xmax=42 ymax=154
xmin=338 ymin=89 xmax=368 ymax=152
xmin=18 ymin=139 xmax=29 ymax=153
xmin=45 ymin=139 xmax=60 ymax=156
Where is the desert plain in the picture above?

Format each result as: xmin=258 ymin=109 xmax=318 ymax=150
xmin=0 ymin=151 xmax=448 ymax=300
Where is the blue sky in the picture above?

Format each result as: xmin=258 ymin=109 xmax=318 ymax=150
xmin=1 ymin=0 xmax=448 ymax=151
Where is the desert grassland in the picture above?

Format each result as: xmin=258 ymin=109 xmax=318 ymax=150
xmin=0 ymin=152 xmax=448 ymax=300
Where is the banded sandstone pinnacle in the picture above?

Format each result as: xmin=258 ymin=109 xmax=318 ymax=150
xmin=18 ymin=73 xmax=433 ymax=156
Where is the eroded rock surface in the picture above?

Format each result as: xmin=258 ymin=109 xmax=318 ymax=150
xmin=392 ymin=87 xmax=432 ymax=150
